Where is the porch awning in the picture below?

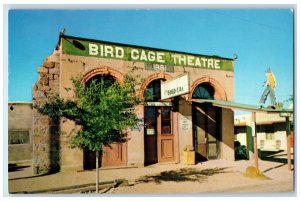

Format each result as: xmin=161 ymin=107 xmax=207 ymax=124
xmin=191 ymin=99 xmax=293 ymax=114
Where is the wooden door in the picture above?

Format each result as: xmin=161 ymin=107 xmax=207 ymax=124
xmin=83 ymin=142 xmax=126 ymax=169
xmin=101 ymin=142 xmax=127 ymax=167
xmin=157 ymin=107 xmax=175 ymax=162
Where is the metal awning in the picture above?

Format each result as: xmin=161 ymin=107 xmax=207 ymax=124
xmin=192 ymin=99 xmax=293 ymax=114
xmin=192 ymin=98 xmax=293 ymax=171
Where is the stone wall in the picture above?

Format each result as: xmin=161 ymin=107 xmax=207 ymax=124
xmin=32 ymin=49 xmax=61 ymax=174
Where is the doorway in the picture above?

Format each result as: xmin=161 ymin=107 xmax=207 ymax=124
xmin=193 ymin=103 xmax=221 ymax=161
xmin=82 ymin=73 xmax=127 ymax=170
xmin=144 ymin=106 xmax=175 ymax=165
xmin=192 ymin=82 xmax=221 ymax=161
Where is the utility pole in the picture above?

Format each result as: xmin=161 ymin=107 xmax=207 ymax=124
xmin=252 ymin=112 xmax=259 ymax=170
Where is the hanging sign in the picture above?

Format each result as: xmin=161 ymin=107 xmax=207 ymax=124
xmin=161 ymin=74 xmax=189 ymax=100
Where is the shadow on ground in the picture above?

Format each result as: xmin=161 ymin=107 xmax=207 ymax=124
xmin=136 ymin=167 xmax=232 ymax=184
xmin=260 ymin=150 xmax=294 ymax=164
xmin=259 ymin=150 xmax=294 ymax=171
xmin=8 ymin=163 xmax=30 ymax=172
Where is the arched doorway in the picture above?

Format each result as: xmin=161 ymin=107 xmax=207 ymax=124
xmin=143 ymin=78 xmax=176 ymax=165
xmin=82 ymin=72 xmax=127 ymax=169
xmin=192 ymin=82 xmax=222 ymax=161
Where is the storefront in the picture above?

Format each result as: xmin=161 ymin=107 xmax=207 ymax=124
xmin=32 ymin=33 xmax=235 ymax=174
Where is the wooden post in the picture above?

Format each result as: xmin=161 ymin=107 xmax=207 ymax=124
xmin=252 ymin=112 xmax=259 ymax=170
xmin=286 ymin=117 xmax=292 ymax=171
xmin=96 ymin=150 xmax=99 ymax=194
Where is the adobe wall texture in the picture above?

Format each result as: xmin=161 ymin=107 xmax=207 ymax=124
xmin=58 ymin=53 xmax=234 ymax=170
xmin=8 ymin=102 xmax=33 ymax=162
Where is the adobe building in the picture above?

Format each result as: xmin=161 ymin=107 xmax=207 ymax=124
xmin=32 ymin=33 xmax=235 ymax=174
xmin=235 ymin=113 xmax=294 ymax=156
xmin=8 ymin=102 xmax=33 ymax=162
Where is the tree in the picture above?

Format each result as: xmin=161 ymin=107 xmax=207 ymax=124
xmin=38 ymin=74 xmax=140 ymax=193
xmin=284 ymin=95 xmax=293 ymax=109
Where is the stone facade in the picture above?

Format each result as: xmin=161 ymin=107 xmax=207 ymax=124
xmin=32 ymin=49 xmax=61 ymax=174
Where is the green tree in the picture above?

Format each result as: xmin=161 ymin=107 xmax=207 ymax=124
xmin=38 ymin=74 xmax=140 ymax=193
xmin=284 ymin=95 xmax=293 ymax=109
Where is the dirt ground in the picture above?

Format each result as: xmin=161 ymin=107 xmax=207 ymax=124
xmin=109 ymin=159 xmax=294 ymax=194
xmin=7 ymin=157 xmax=294 ymax=195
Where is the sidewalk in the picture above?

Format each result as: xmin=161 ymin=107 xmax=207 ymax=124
xmin=7 ymin=159 xmax=294 ymax=194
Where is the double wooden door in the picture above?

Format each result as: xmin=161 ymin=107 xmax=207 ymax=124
xmin=144 ymin=106 xmax=175 ymax=165
xmin=83 ymin=142 xmax=126 ymax=170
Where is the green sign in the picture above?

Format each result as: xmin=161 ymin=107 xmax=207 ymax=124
xmin=62 ymin=37 xmax=234 ymax=71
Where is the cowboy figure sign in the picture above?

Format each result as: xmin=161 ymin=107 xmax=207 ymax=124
xmin=259 ymin=68 xmax=277 ymax=108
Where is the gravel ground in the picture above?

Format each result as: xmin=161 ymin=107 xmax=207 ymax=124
xmin=7 ymin=158 xmax=295 ymax=195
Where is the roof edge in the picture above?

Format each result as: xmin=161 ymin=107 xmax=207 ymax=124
xmin=8 ymin=101 xmax=32 ymax=104
xmin=62 ymin=34 xmax=234 ymax=61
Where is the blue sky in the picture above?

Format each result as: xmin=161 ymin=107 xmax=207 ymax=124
xmin=8 ymin=9 xmax=294 ymax=114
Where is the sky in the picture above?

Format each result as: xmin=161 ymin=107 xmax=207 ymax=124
xmin=8 ymin=9 xmax=294 ymax=115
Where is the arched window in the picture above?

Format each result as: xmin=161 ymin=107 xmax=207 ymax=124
xmin=144 ymin=79 xmax=165 ymax=101
xmin=192 ymin=83 xmax=215 ymax=99
xmin=86 ymin=74 xmax=116 ymax=88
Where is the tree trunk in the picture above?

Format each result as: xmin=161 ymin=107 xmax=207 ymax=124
xmin=96 ymin=150 xmax=99 ymax=194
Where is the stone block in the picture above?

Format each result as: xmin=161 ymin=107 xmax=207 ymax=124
xmin=51 ymin=87 xmax=60 ymax=94
xmin=41 ymin=77 xmax=49 ymax=85
xmin=43 ymin=61 xmax=55 ymax=68
xmin=38 ymin=67 xmax=48 ymax=73
xmin=49 ymin=68 xmax=60 ymax=75
xmin=53 ymin=74 xmax=60 ymax=80
xmin=55 ymin=63 xmax=60 ymax=68
xmin=49 ymin=74 xmax=54 ymax=80
xmin=34 ymin=135 xmax=41 ymax=144
xmin=40 ymin=117 xmax=51 ymax=124
xmin=49 ymin=80 xmax=59 ymax=87
xmin=41 ymin=86 xmax=51 ymax=91
xmin=33 ymin=90 xmax=46 ymax=99
xmin=38 ymin=73 xmax=47 ymax=80
xmin=32 ymin=84 xmax=38 ymax=91
xmin=37 ymin=82 xmax=43 ymax=91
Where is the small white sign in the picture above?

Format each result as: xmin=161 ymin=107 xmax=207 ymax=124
xmin=180 ymin=115 xmax=192 ymax=131
xmin=279 ymin=112 xmax=292 ymax=117
xmin=251 ymin=122 xmax=256 ymax=136
xmin=146 ymin=128 xmax=155 ymax=135
xmin=161 ymin=74 xmax=189 ymax=100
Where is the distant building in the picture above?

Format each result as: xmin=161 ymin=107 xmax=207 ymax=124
xmin=8 ymin=102 xmax=33 ymax=162
xmin=234 ymin=113 xmax=293 ymax=159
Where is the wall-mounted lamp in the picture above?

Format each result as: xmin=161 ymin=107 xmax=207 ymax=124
xmin=233 ymin=53 xmax=238 ymax=60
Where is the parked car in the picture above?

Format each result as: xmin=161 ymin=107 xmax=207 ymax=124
xmin=234 ymin=141 xmax=247 ymax=160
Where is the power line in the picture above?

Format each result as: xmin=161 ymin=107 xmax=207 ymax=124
xmin=206 ymin=10 xmax=292 ymax=33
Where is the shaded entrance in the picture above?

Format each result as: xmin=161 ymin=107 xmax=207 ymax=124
xmin=144 ymin=79 xmax=175 ymax=165
xmin=192 ymin=83 xmax=221 ymax=161
xmin=192 ymin=98 xmax=294 ymax=171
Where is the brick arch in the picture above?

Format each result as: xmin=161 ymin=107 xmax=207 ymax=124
xmin=189 ymin=76 xmax=227 ymax=101
xmin=139 ymin=72 xmax=173 ymax=100
xmin=82 ymin=67 xmax=124 ymax=84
